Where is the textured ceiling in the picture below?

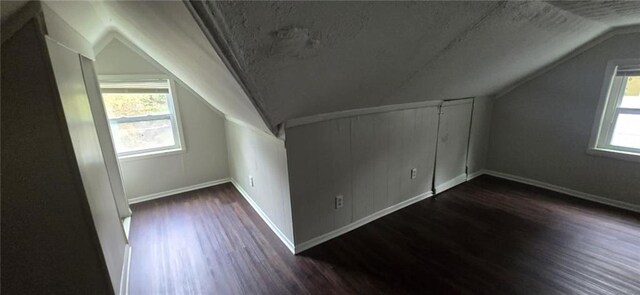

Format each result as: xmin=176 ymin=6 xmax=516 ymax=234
xmin=11 ymin=1 xmax=640 ymax=134
xmin=209 ymin=1 xmax=640 ymax=128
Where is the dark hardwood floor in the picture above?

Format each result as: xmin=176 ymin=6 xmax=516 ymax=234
xmin=129 ymin=176 xmax=640 ymax=294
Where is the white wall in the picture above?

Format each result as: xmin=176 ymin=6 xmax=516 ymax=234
xmin=225 ymin=120 xmax=294 ymax=246
xmin=285 ymin=106 xmax=440 ymax=246
xmin=47 ymin=38 xmax=127 ymax=294
xmin=83 ymin=56 xmax=131 ymax=219
xmin=488 ymin=32 xmax=640 ymax=208
xmin=95 ymin=37 xmax=229 ymax=199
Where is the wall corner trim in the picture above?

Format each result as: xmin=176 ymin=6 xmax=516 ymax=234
xmin=286 ymin=100 xmax=444 ymax=128
xmin=482 ymin=170 xmax=640 ymax=213
xmin=435 ymin=174 xmax=467 ymax=194
xmin=294 ymin=190 xmax=434 ymax=254
xmin=230 ymin=179 xmax=296 ymax=254
xmin=119 ymin=244 xmax=131 ymax=295
xmin=128 ymin=178 xmax=231 ymax=204
xmin=466 ymin=170 xmax=486 ymax=181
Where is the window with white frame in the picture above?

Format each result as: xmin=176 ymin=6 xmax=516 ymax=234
xmin=99 ymin=77 xmax=184 ymax=158
xmin=590 ymin=60 xmax=640 ymax=160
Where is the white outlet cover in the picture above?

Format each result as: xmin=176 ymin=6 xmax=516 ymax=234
xmin=335 ymin=195 xmax=344 ymax=209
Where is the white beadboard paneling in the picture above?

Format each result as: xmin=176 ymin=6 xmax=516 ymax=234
xmin=287 ymin=118 xmax=353 ymax=243
xmin=286 ymin=106 xmax=440 ymax=247
xmin=351 ymin=112 xmax=390 ymax=220
xmin=434 ymin=98 xmax=473 ymax=193
xmin=295 ymin=190 xmax=433 ymax=253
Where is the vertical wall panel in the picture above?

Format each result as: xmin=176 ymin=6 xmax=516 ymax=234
xmin=467 ymin=96 xmax=493 ymax=176
xmin=81 ymin=57 xmax=131 ymax=219
xmin=434 ymin=99 xmax=474 ymax=193
xmin=413 ymin=107 xmax=440 ymax=197
xmin=351 ymin=112 xmax=392 ymax=220
xmin=287 ymin=106 xmax=439 ymax=246
xmin=47 ymin=38 xmax=127 ymax=293
xmin=287 ymin=118 xmax=352 ymax=243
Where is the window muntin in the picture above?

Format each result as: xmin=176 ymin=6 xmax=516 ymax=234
xmin=598 ymin=67 xmax=640 ymax=153
xmin=100 ymin=78 xmax=183 ymax=157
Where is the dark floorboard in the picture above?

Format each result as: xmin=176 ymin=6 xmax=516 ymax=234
xmin=129 ymin=176 xmax=640 ymax=294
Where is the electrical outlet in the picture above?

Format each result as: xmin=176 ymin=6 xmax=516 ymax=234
xmin=335 ymin=195 xmax=344 ymax=209
xmin=250 ymin=176 xmax=254 ymax=187
xmin=411 ymin=168 xmax=418 ymax=179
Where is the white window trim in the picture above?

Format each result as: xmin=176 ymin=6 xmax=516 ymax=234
xmin=587 ymin=59 xmax=640 ymax=163
xmin=99 ymin=74 xmax=186 ymax=161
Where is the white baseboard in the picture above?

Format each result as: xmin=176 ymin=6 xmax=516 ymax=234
xmin=119 ymin=244 xmax=131 ymax=295
xmin=466 ymin=169 xmax=485 ymax=181
xmin=483 ymin=170 xmax=640 ymax=213
xmin=128 ymin=178 xmax=231 ymax=204
xmin=435 ymin=174 xmax=467 ymax=194
xmin=230 ymin=179 xmax=296 ymax=254
xmin=294 ymin=190 xmax=434 ymax=253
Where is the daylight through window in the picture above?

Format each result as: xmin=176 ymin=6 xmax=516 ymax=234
xmin=100 ymin=78 xmax=183 ymax=157
xmin=590 ymin=62 xmax=640 ymax=160
xmin=610 ymin=72 xmax=640 ymax=150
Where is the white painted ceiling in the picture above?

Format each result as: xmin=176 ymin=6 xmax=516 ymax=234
xmin=7 ymin=1 xmax=640 ymax=133
xmin=211 ymin=1 xmax=640 ymax=128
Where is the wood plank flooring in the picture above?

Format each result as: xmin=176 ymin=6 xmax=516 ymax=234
xmin=129 ymin=176 xmax=640 ymax=294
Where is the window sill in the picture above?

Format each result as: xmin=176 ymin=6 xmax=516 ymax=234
xmin=118 ymin=148 xmax=184 ymax=162
xmin=587 ymin=147 xmax=640 ymax=163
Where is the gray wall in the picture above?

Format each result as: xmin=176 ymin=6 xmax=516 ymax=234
xmin=468 ymin=96 xmax=493 ymax=177
xmin=225 ymin=120 xmax=294 ymax=243
xmin=95 ymin=38 xmax=230 ymax=199
xmin=488 ymin=32 xmax=640 ymax=206
xmin=286 ymin=107 xmax=440 ymax=245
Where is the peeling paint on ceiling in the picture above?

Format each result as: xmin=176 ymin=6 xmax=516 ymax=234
xmin=28 ymin=1 xmax=640 ymax=133
xmin=209 ymin=1 xmax=640 ymax=127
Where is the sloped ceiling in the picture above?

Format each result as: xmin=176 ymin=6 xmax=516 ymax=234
xmin=202 ymin=1 xmax=640 ymax=128
xmin=32 ymin=1 xmax=640 ymax=134
xmin=42 ymin=0 xmax=271 ymax=133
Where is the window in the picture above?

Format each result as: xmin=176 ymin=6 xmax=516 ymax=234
xmin=589 ymin=60 xmax=640 ymax=162
xmin=99 ymin=77 xmax=184 ymax=158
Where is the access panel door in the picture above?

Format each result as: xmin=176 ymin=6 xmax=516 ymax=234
xmin=434 ymin=98 xmax=473 ymax=193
